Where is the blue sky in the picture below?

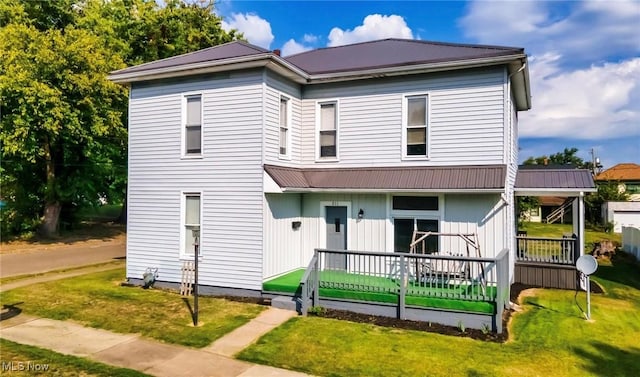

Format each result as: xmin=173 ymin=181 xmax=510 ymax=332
xmin=215 ymin=0 xmax=640 ymax=169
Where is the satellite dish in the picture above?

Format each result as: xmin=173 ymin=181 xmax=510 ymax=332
xmin=576 ymin=255 xmax=598 ymax=275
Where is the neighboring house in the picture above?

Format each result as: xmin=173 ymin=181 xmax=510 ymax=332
xmin=596 ymin=163 xmax=640 ymax=201
xmin=109 ymin=39 xmax=595 ymax=330
xmin=596 ymin=163 xmax=640 ymax=232
xmin=522 ymin=196 xmax=572 ymax=224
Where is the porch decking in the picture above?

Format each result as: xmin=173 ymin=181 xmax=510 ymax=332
xmin=263 ymin=248 xmax=510 ymax=333
xmin=263 ymin=269 xmax=496 ymax=314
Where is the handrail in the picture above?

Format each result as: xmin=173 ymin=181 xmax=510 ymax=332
xmin=316 ymin=248 xmax=499 ymax=263
xmin=516 ymin=236 xmax=575 ymax=241
xmin=299 ymin=252 xmax=319 ymax=315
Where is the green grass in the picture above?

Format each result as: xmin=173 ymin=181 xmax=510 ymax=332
xmin=0 ymin=338 xmax=149 ymax=377
xmin=0 ymin=269 xmax=265 ymax=348
xmin=76 ymin=204 xmax=123 ymax=221
xmin=241 ymin=252 xmax=640 ymax=377
xmin=0 ymin=260 xmax=124 ymax=285
xmin=520 ymin=222 xmax=621 ymax=249
xmin=264 ymin=269 xmax=496 ymax=314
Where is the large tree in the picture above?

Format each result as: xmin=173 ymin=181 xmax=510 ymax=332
xmin=1 ymin=0 xmax=237 ymax=237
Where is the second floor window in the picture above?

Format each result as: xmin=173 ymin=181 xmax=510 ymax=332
xmin=406 ymin=95 xmax=428 ymax=157
xmin=185 ymin=95 xmax=202 ymax=156
xmin=279 ymin=97 xmax=289 ymax=156
xmin=319 ymin=102 xmax=337 ymax=158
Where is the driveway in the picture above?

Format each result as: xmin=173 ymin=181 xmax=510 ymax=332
xmin=1 ymin=237 xmax=125 ymax=278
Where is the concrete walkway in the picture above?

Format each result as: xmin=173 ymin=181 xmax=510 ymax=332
xmin=1 ymin=307 xmax=310 ymax=377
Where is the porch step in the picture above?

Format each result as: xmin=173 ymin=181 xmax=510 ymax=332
xmin=271 ymin=295 xmax=299 ymax=312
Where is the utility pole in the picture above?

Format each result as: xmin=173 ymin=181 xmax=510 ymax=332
xmin=589 ymin=148 xmax=602 ymax=176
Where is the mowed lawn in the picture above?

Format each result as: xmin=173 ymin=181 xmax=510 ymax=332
xmin=520 ymin=222 xmax=621 ymax=251
xmin=238 ymin=252 xmax=640 ymax=377
xmin=0 ymin=269 xmax=265 ymax=348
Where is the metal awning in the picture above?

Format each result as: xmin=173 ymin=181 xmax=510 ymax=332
xmin=515 ymin=168 xmax=596 ymax=196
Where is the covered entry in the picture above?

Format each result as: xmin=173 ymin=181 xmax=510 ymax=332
xmin=514 ymin=167 xmax=597 ymax=289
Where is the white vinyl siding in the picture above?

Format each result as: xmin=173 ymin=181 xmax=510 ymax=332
xmin=263 ymin=72 xmax=301 ymax=166
xmin=300 ymin=68 xmax=507 ymax=167
xmin=263 ymin=194 xmax=303 ymax=279
xmin=127 ymin=71 xmax=265 ymax=290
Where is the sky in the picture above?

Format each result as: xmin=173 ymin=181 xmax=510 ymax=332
xmin=214 ymin=0 xmax=640 ymax=169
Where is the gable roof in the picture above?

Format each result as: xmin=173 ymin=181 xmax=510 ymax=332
xmin=595 ymin=163 xmax=640 ymax=181
xmin=515 ymin=168 xmax=596 ymax=196
xmin=264 ymin=164 xmax=506 ymax=192
xmin=285 ymin=39 xmax=524 ymax=75
xmin=108 ymin=39 xmax=530 ymax=110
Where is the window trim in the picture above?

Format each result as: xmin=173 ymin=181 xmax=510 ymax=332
xmin=315 ymin=100 xmax=339 ymax=162
xmin=401 ymin=93 xmax=430 ymax=160
xmin=181 ymin=93 xmax=204 ymax=159
xmin=180 ymin=191 xmax=203 ymax=259
xmin=387 ymin=194 xmax=444 ymax=253
xmin=278 ymin=95 xmax=291 ymax=160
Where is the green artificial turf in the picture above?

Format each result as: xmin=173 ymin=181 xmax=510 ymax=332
xmin=263 ymin=268 xmax=496 ymax=314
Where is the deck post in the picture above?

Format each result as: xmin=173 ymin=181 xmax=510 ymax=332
xmin=313 ymin=249 xmax=319 ymax=308
xmin=399 ymin=254 xmax=406 ymax=320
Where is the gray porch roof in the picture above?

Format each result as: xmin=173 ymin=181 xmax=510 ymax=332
xmin=515 ymin=168 xmax=596 ymax=196
xmin=264 ymin=164 xmax=507 ymax=192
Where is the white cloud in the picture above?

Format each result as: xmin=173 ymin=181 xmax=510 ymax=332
xmin=459 ymin=0 xmax=640 ymax=64
xmin=303 ymin=34 xmax=319 ymax=44
xmin=327 ymin=14 xmax=413 ymax=47
xmin=520 ymin=56 xmax=640 ymax=139
xmin=221 ymin=13 xmax=274 ymax=49
xmin=281 ymin=39 xmax=312 ymax=56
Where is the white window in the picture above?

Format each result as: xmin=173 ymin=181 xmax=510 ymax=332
xmin=279 ymin=96 xmax=290 ymax=157
xmin=318 ymin=102 xmax=337 ymax=159
xmin=394 ymin=218 xmax=439 ymax=253
xmin=404 ymin=95 xmax=429 ymax=158
xmin=390 ymin=195 xmax=441 ymax=253
xmin=182 ymin=193 xmax=201 ymax=257
xmin=184 ymin=95 xmax=202 ymax=156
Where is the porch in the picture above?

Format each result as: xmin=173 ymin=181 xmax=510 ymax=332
xmin=263 ymin=248 xmax=510 ymax=333
xmin=514 ymin=167 xmax=597 ymax=290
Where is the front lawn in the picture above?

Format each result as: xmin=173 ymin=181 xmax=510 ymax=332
xmin=0 ymin=338 xmax=148 ymax=377
xmin=0 ymin=269 xmax=265 ymax=348
xmin=520 ymin=222 xmax=621 ymax=251
xmin=238 ymin=252 xmax=640 ymax=377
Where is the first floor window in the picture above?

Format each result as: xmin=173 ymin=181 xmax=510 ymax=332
xmin=406 ymin=95 xmax=428 ymax=156
xmin=394 ymin=218 xmax=438 ymax=253
xmin=184 ymin=194 xmax=201 ymax=255
xmin=319 ymin=102 xmax=337 ymax=158
xmin=185 ymin=95 xmax=202 ymax=155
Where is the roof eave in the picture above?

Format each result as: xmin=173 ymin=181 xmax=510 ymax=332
xmin=108 ymin=54 xmax=310 ymax=84
xmin=514 ymin=188 xmax=597 ymax=196
xmin=304 ymin=53 xmax=528 ymax=83
xmin=280 ymin=188 xmax=505 ymax=194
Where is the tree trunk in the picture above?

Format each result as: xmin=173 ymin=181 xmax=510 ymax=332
xmin=40 ymin=136 xmax=60 ymax=237
xmin=118 ymin=188 xmax=127 ymax=224
xmin=41 ymin=201 xmax=62 ymax=237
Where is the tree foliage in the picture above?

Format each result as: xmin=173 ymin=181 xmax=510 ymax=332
xmin=1 ymin=0 xmax=237 ymax=237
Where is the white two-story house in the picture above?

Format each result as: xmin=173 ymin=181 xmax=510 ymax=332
xmin=110 ymin=40 xmax=594 ymax=329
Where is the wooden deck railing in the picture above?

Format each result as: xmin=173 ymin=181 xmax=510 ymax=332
xmin=516 ymin=236 xmax=577 ymax=265
xmin=299 ymin=252 xmax=319 ymax=315
xmin=304 ymin=248 xmax=510 ymax=325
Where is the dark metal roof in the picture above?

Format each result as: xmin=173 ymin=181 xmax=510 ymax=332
xmin=265 ymin=164 xmax=507 ymax=191
xmin=284 ymin=38 xmax=524 ymax=75
xmin=111 ymin=41 xmax=270 ymax=75
xmin=515 ymin=169 xmax=595 ymax=190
